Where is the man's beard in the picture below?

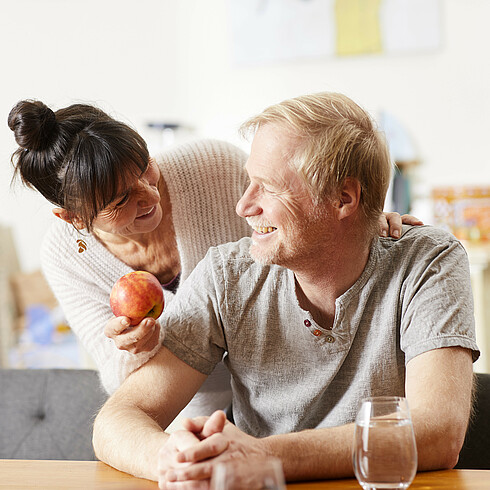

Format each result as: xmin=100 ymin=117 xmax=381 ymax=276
xmin=248 ymin=205 xmax=328 ymax=268
xmin=249 ymin=237 xmax=282 ymax=265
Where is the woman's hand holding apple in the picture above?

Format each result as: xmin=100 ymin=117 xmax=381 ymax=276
xmin=107 ymin=271 xmax=165 ymax=354
xmin=104 ymin=316 xmax=161 ymax=354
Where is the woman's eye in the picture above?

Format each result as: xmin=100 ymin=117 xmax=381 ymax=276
xmin=115 ymin=194 xmax=130 ymax=207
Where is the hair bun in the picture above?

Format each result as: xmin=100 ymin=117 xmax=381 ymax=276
xmin=8 ymin=100 xmax=58 ymax=151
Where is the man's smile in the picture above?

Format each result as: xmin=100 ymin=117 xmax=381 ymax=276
xmin=253 ymin=226 xmax=277 ymax=234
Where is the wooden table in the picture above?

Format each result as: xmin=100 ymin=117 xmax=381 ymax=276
xmin=288 ymin=469 xmax=490 ymax=489
xmin=0 ymin=460 xmax=488 ymax=489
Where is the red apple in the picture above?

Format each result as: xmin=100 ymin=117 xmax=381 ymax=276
xmin=110 ymin=271 xmax=164 ymax=326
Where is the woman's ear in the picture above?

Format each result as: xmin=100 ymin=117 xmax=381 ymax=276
xmin=334 ymin=178 xmax=361 ymax=220
xmin=52 ymin=208 xmax=85 ymax=230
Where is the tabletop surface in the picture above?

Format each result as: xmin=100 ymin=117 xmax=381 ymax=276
xmin=0 ymin=460 xmax=489 ymax=490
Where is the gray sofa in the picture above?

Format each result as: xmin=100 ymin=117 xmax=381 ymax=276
xmin=0 ymin=369 xmax=107 ymax=460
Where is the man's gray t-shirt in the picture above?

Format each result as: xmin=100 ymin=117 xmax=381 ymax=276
xmin=163 ymin=225 xmax=479 ymax=437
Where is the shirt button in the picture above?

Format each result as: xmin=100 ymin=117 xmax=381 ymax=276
xmin=304 ymin=319 xmax=311 ymax=327
xmin=325 ymin=335 xmax=335 ymax=343
xmin=312 ymin=329 xmax=322 ymax=337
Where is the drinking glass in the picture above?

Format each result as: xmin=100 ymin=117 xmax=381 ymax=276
xmin=353 ymin=396 xmax=417 ymax=490
xmin=210 ymin=456 xmax=286 ymax=490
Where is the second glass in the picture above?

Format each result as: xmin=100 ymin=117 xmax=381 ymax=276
xmin=210 ymin=456 xmax=286 ymax=490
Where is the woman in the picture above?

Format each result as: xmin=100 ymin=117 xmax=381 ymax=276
xmin=8 ymin=99 xmax=414 ymax=418
xmin=8 ymin=99 xmax=251 ymax=418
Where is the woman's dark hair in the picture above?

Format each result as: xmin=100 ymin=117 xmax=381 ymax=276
xmin=8 ymin=100 xmax=150 ymax=231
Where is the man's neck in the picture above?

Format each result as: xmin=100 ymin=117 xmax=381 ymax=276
xmin=294 ymin=231 xmax=372 ymax=330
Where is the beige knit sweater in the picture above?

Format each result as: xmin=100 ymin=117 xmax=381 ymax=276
xmin=41 ymin=139 xmax=250 ymax=416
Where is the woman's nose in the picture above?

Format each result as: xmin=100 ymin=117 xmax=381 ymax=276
xmin=236 ymin=183 xmax=260 ymax=218
xmin=136 ymin=180 xmax=159 ymax=207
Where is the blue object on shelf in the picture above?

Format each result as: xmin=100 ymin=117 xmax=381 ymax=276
xmin=25 ymin=305 xmax=55 ymax=345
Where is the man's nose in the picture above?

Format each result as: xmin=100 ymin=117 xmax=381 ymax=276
xmin=236 ymin=184 xmax=260 ymax=218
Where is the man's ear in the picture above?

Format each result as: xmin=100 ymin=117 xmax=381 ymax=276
xmin=52 ymin=208 xmax=84 ymax=230
xmin=333 ymin=178 xmax=361 ymax=220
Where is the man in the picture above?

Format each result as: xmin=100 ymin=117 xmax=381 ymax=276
xmin=93 ymin=92 xmax=478 ymax=487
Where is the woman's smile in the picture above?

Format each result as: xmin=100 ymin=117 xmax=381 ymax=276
xmin=136 ymin=206 xmax=157 ymax=220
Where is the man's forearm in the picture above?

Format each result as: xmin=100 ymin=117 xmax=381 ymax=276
xmin=261 ymin=381 xmax=470 ymax=483
xmin=263 ymin=424 xmax=356 ymax=481
xmin=93 ymin=394 xmax=168 ymax=481
xmin=93 ymin=347 xmax=211 ymax=481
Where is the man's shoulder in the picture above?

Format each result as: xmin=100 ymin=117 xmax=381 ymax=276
xmin=373 ymin=224 xmax=469 ymax=282
xmin=400 ymin=224 xmax=459 ymax=244
xmin=381 ymin=224 xmax=463 ymax=256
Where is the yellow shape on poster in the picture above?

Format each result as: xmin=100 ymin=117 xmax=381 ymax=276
xmin=335 ymin=0 xmax=383 ymax=56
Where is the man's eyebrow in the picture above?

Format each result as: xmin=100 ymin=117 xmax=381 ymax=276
xmin=248 ymin=173 xmax=274 ymax=186
xmin=258 ymin=177 xmax=289 ymax=195
xmin=244 ymin=161 xmax=283 ymax=189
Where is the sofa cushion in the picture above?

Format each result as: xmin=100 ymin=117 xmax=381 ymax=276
xmin=0 ymin=369 xmax=107 ymax=460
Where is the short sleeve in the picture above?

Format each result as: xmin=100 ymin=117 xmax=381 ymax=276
xmin=162 ymin=247 xmax=227 ymax=375
xmin=400 ymin=237 xmax=479 ymax=363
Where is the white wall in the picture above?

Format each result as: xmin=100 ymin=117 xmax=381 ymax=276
xmin=1 ymin=0 xmax=489 ymax=271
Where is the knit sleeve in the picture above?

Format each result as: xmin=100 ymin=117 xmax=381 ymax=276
xmin=158 ymin=139 xmax=251 ymax=281
xmin=40 ymin=220 xmax=168 ymax=394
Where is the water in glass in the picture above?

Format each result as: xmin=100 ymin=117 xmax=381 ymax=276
xmin=353 ymin=396 xmax=417 ymax=490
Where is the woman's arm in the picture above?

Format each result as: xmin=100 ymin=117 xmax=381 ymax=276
xmin=40 ymin=220 xmax=166 ymax=393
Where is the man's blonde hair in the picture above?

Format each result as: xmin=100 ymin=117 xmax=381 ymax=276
xmin=240 ymin=92 xmax=393 ymax=233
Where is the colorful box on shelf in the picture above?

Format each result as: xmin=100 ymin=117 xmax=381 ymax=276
xmin=432 ymin=186 xmax=490 ymax=242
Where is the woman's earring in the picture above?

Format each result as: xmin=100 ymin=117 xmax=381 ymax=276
xmin=77 ymin=239 xmax=87 ymax=253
